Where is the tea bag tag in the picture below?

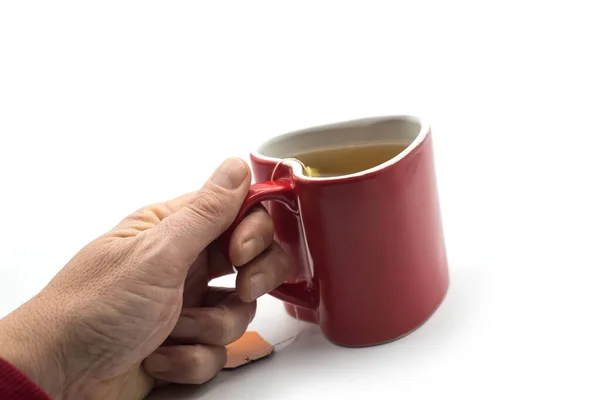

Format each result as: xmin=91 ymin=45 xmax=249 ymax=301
xmin=224 ymin=331 xmax=274 ymax=369
xmin=224 ymin=305 xmax=302 ymax=369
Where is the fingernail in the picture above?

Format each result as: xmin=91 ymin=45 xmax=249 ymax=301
xmin=170 ymin=316 xmax=197 ymax=338
xmin=240 ymin=238 xmax=258 ymax=265
xmin=145 ymin=353 xmax=170 ymax=373
xmin=211 ymin=158 xmax=248 ymax=189
xmin=249 ymin=272 xmax=270 ymax=300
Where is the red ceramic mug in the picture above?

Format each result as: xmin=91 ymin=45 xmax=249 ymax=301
xmin=223 ymin=115 xmax=449 ymax=347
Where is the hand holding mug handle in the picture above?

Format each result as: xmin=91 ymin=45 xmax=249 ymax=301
xmin=220 ymin=179 xmax=318 ymax=310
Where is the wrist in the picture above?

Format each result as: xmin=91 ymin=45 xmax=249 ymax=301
xmin=0 ymin=297 xmax=70 ymax=399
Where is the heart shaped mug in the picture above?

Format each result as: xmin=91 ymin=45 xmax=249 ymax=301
xmin=222 ymin=115 xmax=449 ymax=347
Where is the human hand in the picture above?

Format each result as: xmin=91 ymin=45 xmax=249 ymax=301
xmin=0 ymin=158 xmax=291 ymax=399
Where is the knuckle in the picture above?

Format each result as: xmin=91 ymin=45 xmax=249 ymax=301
xmin=131 ymin=206 xmax=162 ymax=224
xmin=146 ymin=202 xmax=174 ymax=221
xmin=244 ymin=223 xmax=266 ymax=252
xmin=186 ymin=189 xmax=229 ymax=227
xmin=218 ymin=306 xmax=240 ymax=343
xmin=190 ymin=346 xmax=225 ymax=383
xmin=190 ymin=347 xmax=207 ymax=366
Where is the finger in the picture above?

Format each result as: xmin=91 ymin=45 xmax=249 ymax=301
xmin=182 ymin=253 xmax=210 ymax=308
xmin=170 ymin=289 xmax=256 ymax=346
xmin=229 ymin=206 xmax=274 ymax=267
xmin=236 ymin=242 xmax=291 ymax=302
xmin=207 ymin=243 xmax=235 ymax=280
xmin=182 ymin=254 xmax=234 ymax=309
xmin=154 ymin=158 xmax=251 ymax=267
xmin=202 ymin=286 xmax=238 ymax=305
xmin=202 ymin=207 xmax=274 ymax=280
xmin=143 ymin=344 xmax=226 ymax=385
xmin=182 ymin=244 xmax=238 ymax=296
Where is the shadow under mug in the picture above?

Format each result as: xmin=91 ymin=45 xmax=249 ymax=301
xmin=221 ymin=115 xmax=449 ymax=347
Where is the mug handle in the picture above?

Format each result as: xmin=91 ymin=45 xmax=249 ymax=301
xmin=219 ymin=179 xmax=319 ymax=310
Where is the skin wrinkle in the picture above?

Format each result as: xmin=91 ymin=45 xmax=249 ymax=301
xmin=183 ymin=196 xmax=227 ymax=235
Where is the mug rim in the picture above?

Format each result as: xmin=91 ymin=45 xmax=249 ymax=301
xmin=250 ymin=115 xmax=430 ymax=182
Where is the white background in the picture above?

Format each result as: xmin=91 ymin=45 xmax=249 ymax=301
xmin=1 ymin=1 xmax=599 ymax=399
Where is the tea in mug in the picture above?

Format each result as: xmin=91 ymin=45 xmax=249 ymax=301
xmin=289 ymin=143 xmax=408 ymax=177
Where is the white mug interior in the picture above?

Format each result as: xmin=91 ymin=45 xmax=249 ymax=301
xmin=252 ymin=115 xmax=429 ymax=181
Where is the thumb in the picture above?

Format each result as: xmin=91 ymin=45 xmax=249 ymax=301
xmin=156 ymin=157 xmax=251 ymax=264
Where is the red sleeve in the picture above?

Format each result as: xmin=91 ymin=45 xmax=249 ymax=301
xmin=0 ymin=357 xmax=51 ymax=400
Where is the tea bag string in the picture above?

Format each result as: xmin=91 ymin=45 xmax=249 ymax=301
xmin=270 ymin=157 xmax=310 ymax=181
xmin=267 ymin=158 xmax=306 ymax=349
xmin=229 ymin=268 xmax=301 ymax=349
xmin=271 ymin=304 xmax=301 ymax=349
